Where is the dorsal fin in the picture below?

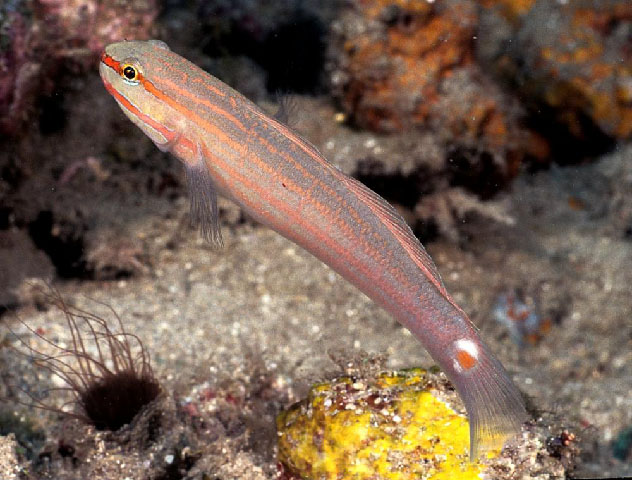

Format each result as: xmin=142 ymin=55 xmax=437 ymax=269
xmin=273 ymin=94 xmax=297 ymax=126
xmin=340 ymin=174 xmax=449 ymax=298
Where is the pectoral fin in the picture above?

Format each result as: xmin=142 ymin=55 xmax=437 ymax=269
xmin=184 ymin=144 xmax=223 ymax=249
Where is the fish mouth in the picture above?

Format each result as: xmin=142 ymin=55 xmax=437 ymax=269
xmin=98 ymin=54 xmax=107 ymax=78
xmin=98 ymin=54 xmax=118 ymax=98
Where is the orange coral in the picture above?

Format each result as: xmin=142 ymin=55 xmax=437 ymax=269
xmin=490 ymin=1 xmax=632 ymax=140
xmin=565 ymin=5 xmax=632 ymax=138
xmin=337 ymin=1 xmax=478 ymax=132
xmin=330 ymin=0 xmax=543 ymax=179
xmin=480 ymin=0 xmax=536 ymax=21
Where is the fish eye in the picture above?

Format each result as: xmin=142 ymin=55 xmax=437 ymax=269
xmin=121 ymin=64 xmax=140 ymax=84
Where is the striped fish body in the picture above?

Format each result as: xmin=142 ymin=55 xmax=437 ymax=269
xmin=100 ymin=40 xmax=527 ymax=458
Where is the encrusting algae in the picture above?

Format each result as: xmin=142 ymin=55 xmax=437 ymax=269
xmin=276 ymin=368 xmax=497 ymax=480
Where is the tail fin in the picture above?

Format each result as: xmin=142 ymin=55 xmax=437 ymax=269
xmin=452 ymin=345 xmax=528 ymax=460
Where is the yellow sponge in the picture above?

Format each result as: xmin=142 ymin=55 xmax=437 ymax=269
xmin=277 ymin=368 xmax=495 ymax=479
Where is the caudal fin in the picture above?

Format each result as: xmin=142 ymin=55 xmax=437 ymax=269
xmin=453 ymin=345 xmax=528 ymax=460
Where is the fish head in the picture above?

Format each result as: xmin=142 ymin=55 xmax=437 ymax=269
xmin=100 ymin=40 xmax=180 ymax=151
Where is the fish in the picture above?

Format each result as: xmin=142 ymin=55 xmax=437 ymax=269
xmin=99 ymin=39 xmax=527 ymax=459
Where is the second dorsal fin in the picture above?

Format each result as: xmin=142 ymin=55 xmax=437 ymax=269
xmin=340 ymin=174 xmax=449 ymax=298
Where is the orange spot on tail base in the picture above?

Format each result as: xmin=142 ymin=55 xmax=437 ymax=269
xmin=456 ymin=350 xmax=477 ymax=370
